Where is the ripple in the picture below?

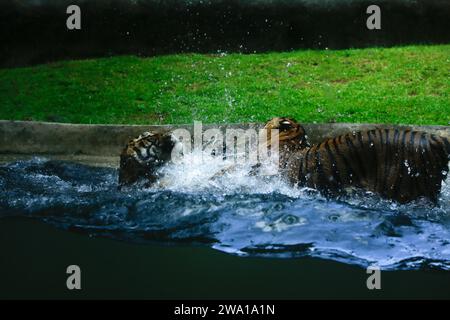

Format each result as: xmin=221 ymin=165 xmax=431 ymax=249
xmin=0 ymin=158 xmax=449 ymax=270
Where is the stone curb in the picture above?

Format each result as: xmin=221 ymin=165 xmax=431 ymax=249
xmin=1 ymin=120 xmax=449 ymax=167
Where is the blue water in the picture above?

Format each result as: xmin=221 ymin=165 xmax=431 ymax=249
xmin=1 ymin=158 xmax=449 ymax=270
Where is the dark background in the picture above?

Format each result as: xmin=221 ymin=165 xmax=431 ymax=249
xmin=1 ymin=0 xmax=449 ymax=68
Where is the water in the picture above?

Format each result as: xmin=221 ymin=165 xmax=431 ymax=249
xmin=1 ymin=156 xmax=449 ymax=271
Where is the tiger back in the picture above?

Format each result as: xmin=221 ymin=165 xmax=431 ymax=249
xmin=285 ymin=128 xmax=450 ymax=203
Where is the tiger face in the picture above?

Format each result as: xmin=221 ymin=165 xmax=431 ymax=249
xmin=264 ymin=117 xmax=310 ymax=151
xmin=118 ymin=131 xmax=177 ymax=186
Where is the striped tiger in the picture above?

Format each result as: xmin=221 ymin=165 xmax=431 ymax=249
xmin=264 ymin=117 xmax=310 ymax=168
xmin=118 ymin=117 xmax=449 ymax=203
xmin=267 ymin=117 xmax=450 ymax=203
xmin=118 ymin=131 xmax=177 ymax=186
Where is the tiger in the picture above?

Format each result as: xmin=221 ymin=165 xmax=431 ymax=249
xmin=266 ymin=117 xmax=450 ymax=203
xmin=263 ymin=117 xmax=310 ymax=168
xmin=118 ymin=117 xmax=450 ymax=203
xmin=118 ymin=130 xmax=179 ymax=186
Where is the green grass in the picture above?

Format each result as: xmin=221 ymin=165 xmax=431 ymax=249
xmin=0 ymin=45 xmax=449 ymax=125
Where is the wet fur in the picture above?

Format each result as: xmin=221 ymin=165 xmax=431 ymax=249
xmin=269 ymin=118 xmax=450 ymax=203
xmin=119 ymin=131 xmax=175 ymax=186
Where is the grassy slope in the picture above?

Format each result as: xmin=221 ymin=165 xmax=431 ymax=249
xmin=0 ymin=45 xmax=449 ymax=125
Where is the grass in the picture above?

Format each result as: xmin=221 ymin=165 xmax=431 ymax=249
xmin=0 ymin=45 xmax=449 ymax=125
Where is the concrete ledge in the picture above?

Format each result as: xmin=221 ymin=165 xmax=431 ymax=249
xmin=1 ymin=120 xmax=449 ymax=167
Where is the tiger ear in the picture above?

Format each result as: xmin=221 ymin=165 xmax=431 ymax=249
xmin=264 ymin=117 xmax=277 ymax=128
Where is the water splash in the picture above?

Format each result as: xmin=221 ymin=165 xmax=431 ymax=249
xmin=0 ymin=157 xmax=449 ymax=270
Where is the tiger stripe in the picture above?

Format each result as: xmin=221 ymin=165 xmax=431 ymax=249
xmin=280 ymin=123 xmax=449 ymax=203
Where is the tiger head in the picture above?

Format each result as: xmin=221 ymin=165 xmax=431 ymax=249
xmin=264 ymin=117 xmax=310 ymax=152
xmin=118 ymin=131 xmax=178 ymax=186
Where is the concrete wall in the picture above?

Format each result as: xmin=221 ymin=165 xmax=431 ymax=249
xmin=1 ymin=120 xmax=449 ymax=167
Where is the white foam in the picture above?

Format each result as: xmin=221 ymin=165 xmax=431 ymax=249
xmin=155 ymin=150 xmax=303 ymax=198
